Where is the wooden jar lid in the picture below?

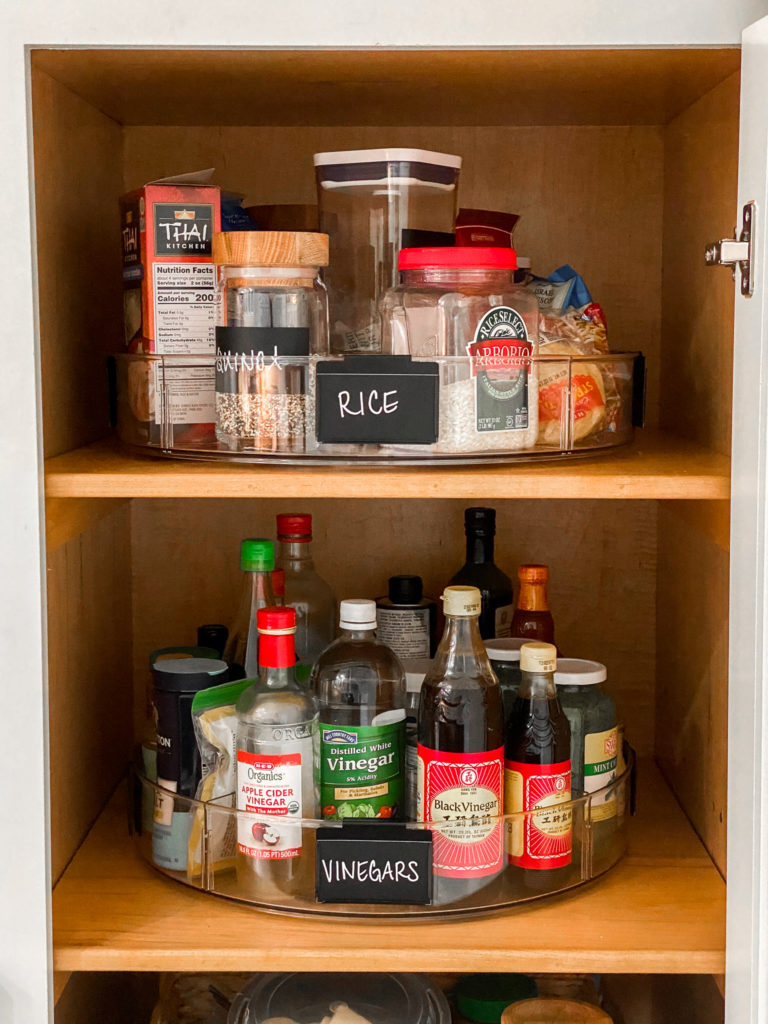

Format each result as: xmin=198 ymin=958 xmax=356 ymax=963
xmin=212 ymin=231 xmax=329 ymax=267
xmin=502 ymin=1000 xmax=613 ymax=1023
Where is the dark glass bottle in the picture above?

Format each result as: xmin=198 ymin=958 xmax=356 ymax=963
xmin=376 ymin=574 xmax=439 ymax=659
xmin=417 ymin=585 xmax=505 ymax=904
xmin=505 ymin=642 xmax=572 ymax=893
xmin=510 ymin=564 xmax=555 ymax=644
xmin=449 ymin=508 xmax=514 ymax=640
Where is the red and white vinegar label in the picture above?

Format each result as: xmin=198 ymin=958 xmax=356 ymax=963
xmin=236 ymin=750 xmax=303 ymax=859
xmin=504 ymin=759 xmax=572 ymax=869
xmin=417 ymin=746 xmax=504 ymax=878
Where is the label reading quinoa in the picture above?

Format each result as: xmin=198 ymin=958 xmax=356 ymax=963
xmin=584 ymin=727 xmax=618 ymax=821
xmin=468 ymin=306 xmax=532 ymax=433
xmin=236 ymin=751 xmax=303 ymax=859
xmin=417 ymin=746 xmax=504 ymax=878
xmin=320 ymin=722 xmax=405 ymax=820
xmin=505 ymin=759 xmax=572 ymax=869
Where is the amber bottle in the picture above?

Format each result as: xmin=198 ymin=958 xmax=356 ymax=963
xmin=510 ymin=564 xmax=555 ymax=644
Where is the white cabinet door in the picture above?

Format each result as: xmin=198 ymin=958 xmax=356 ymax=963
xmin=727 ymin=15 xmax=768 ymax=1024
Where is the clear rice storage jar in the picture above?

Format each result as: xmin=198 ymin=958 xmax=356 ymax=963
xmin=380 ymin=247 xmax=539 ymax=453
xmin=314 ymin=148 xmax=461 ymax=355
xmin=228 ymin=972 xmax=452 ymax=1024
xmin=212 ymin=231 xmax=329 ymax=454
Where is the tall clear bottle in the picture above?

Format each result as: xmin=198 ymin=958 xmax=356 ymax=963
xmin=224 ymin=539 xmax=276 ymax=679
xmin=276 ymin=514 xmax=336 ymax=679
xmin=235 ymin=606 xmax=318 ymax=899
xmin=449 ymin=508 xmax=514 ymax=639
xmin=417 ymin=585 xmax=505 ymax=905
xmin=311 ymin=599 xmax=406 ymax=821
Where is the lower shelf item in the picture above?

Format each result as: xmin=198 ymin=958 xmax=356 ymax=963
xmin=133 ymin=750 xmax=634 ymax=919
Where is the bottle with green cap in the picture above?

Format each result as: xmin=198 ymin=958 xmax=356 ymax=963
xmin=224 ymin=538 xmax=276 ymax=679
xmin=453 ymin=974 xmax=538 ymax=1024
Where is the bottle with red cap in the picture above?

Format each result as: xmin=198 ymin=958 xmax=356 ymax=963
xmin=235 ymin=605 xmax=318 ymax=895
xmin=276 ymin=513 xmax=335 ymax=677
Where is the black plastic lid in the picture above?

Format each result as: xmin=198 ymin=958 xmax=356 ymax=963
xmin=197 ymin=624 xmax=229 ymax=657
xmin=388 ymin=574 xmax=424 ymax=605
xmin=465 ymin=506 xmax=496 ymax=535
xmin=152 ymin=657 xmax=229 ymax=693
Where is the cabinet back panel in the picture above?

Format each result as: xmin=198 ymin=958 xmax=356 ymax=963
xmin=130 ymin=498 xmax=657 ymax=754
xmin=123 ymin=123 xmax=663 ymax=427
xmin=31 ymin=70 xmax=124 ymax=459
xmin=47 ymin=504 xmax=133 ymax=881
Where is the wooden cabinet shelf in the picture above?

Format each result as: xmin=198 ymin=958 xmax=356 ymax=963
xmin=52 ymin=762 xmax=725 ymax=974
xmin=44 ymin=431 xmax=730 ymax=501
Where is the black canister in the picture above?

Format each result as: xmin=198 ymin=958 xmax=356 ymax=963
xmin=152 ymin=657 xmax=228 ymax=869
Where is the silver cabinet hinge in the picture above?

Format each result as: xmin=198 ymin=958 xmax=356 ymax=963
xmin=705 ymin=201 xmax=755 ymax=297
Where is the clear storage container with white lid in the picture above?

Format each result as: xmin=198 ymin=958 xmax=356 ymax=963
xmin=314 ymin=148 xmax=461 ymax=354
xmin=228 ymin=972 xmax=451 ymax=1024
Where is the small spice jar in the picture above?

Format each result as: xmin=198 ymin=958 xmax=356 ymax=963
xmin=212 ymin=231 xmax=329 ymax=453
xmin=554 ymin=659 xmax=618 ymax=805
xmin=380 ymin=247 xmax=539 ymax=453
xmin=485 ymin=638 xmax=526 ymax=723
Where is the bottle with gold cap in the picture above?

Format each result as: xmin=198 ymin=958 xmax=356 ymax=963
xmin=505 ymin=641 xmax=572 ymax=890
xmin=510 ymin=564 xmax=555 ymax=645
xmin=417 ymin=585 xmax=505 ymax=902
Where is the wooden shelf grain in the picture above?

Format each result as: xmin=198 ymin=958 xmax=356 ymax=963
xmin=44 ymin=432 xmax=730 ymax=501
xmin=52 ymin=763 xmax=725 ymax=974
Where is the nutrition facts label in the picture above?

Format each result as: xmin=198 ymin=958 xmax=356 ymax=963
xmin=152 ymin=263 xmax=217 ymax=353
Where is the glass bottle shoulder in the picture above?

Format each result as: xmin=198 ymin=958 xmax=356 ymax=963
xmin=236 ymin=680 xmax=317 ymax=726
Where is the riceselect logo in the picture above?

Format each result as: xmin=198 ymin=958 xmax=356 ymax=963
xmin=467 ymin=306 xmax=532 ymax=377
xmin=153 ymin=203 xmax=213 ymax=256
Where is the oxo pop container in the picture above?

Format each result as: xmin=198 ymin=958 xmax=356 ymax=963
xmin=314 ymin=148 xmax=461 ymax=354
xmin=228 ymin=973 xmax=451 ymax=1024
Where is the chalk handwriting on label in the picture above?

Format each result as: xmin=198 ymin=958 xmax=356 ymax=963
xmin=320 ymin=858 xmax=422 ymax=885
xmin=338 ymin=390 xmax=399 ymax=418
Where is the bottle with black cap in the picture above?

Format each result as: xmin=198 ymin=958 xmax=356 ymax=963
xmin=376 ymin=574 xmax=438 ymax=659
xmin=449 ymin=507 xmax=514 ymax=640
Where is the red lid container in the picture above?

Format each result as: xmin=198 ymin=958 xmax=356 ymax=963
xmin=398 ymin=246 xmax=518 ymax=271
xmin=276 ymin=513 xmax=312 ymax=540
xmin=257 ymin=606 xmax=297 ymax=633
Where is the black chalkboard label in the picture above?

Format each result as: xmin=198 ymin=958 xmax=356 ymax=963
xmin=315 ymin=822 xmax=433 ymax=905
xmin=316 ymin=356 xmax=439 ymax=445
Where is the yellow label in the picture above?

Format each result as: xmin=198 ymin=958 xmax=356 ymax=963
xmin=333 ymin=782 xmax=388 ymax=801
xmin=505 ymin=768 xmax=524 ymax=857
xmin=584 ymin=726 xmax=618 ymax=821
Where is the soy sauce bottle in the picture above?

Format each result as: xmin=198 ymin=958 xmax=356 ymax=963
xmin=505 ymin=642 xmax=572 ymax=893
xmin=449 ymin=508 xmax=514 ymax=639
xmin=417 ymin=586 xmax=504 ymax=904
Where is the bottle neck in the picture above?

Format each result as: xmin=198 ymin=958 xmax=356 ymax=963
xmin=259 ymin=664 xmax=297 ymax=689
xmin=341 ymin=626 xmax=377 ymax=641
xmin=280 ymin=538 xmax=315 ymax=568
xmin=433 ymin=613 xmax=491 ymax=673
xmin=259 ymin=631 xmax=297 ymax=675
xmin=518 ymin=668 xmax=557 ymax=700
xmin=517 ymin=580 xmax=549 ymax=611
xmin=247 ymin=568 xmax=276 ymax=608
xmin=466 ymin=530 xmax=494 ymax=565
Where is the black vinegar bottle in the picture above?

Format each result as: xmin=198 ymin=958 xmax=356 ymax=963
xmin=449 ymin=507 xmax=514 ymax=640
xmin=417 ymin=585 xmax=505 ymax=906
xmin=505 ymin=641 xmax=572 ymax=894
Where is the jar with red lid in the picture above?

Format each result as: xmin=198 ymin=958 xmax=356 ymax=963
xmin=380 ymin=247 xmax=539 ymax=453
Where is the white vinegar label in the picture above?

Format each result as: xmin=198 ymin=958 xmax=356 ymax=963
xmin=236 ymin=750 xmax=303 ymax=859
xmin=152 ymin=263 xmax=217 ymax=353
xmin=376 ymin=607 xmax=430 ymax=659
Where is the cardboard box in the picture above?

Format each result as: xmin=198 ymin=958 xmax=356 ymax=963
xmin=120 ymin=171 xmax=221 ymax=354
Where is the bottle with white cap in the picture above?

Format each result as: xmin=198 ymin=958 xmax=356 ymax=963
xmin=311 ymin=599 xmax=406 ymax=821
xmin=417 ymin=585 xmax=505 ymax=902
xmin=505 ymin=642 xmax=572 ymax=890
